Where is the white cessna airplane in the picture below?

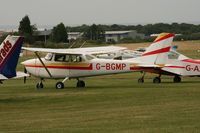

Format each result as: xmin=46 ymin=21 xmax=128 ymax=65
xmin=21 ymin=33 xmax=175 ymax=89
xmin=137 ymin=36 xmax=200 ymax=83
xmin=0 ymin=35 xmax=28 ymax=84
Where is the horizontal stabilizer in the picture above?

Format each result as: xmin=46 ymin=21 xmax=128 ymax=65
xmin=13 ymin=71 xmax=30 ymax=79
xmin=0 ymin=74 xmax=8 ymax=80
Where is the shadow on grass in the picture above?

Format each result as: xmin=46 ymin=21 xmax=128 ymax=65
xmin=0 ymin=97 xmax=36 ymax=104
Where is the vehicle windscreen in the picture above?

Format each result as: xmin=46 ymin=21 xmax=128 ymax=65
xmin=45 ymin=53 xmax=53 ymax=61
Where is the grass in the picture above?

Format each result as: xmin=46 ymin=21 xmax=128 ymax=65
xmin=0 ymin=41 xmax=200 ymax=133
xmin=0 ymin=74 xmax=200 ymax=133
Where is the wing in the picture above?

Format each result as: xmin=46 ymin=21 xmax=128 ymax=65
xmin=73 ymin=46 xmax=127 ymax=54
xmin=22 ymin=47 xmax=78 ymax=54
xmin=22 ymin=46 xmax=127 ymax=55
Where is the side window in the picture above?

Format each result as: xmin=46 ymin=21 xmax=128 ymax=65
xmin=71 ymin=55 xmax=83 ymax=62
xmin=55 ymin=54 xmax=65 ymax=62
xmin=64 ymin=55 xmax=70 ymax=62
xmin=54 ymin=54 xmax=83 ymax=62
xmin=168 ymin=51 xmax=179 ymax=59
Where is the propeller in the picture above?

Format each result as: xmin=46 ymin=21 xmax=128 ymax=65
xmin=24 ymin=67 xmax=27 ymax=84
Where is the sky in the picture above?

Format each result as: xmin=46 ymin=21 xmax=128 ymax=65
xmin=0 ymin=0 xmax=200 ymax=28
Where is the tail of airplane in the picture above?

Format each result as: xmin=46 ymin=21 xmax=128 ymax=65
xmin=0 ymin=35 xmax=24 ymax=78
xmin=140 ymin=33 xmax=175 ymax=64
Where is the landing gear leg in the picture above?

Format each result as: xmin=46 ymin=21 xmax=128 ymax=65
xmin=153 ymin=74 xmax=161 ymax=83
xmin=76 ymin=78 xmax=85 ymax=88
xmin=138 ymin=71 xmax=145 ymax=83
xmin=173 ymin=75 xmax=181 ymax=83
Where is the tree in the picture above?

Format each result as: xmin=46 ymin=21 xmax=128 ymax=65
xmin=51 ymin=23 xmax=68 ymax=43
xmin=84 ymin=24 xmax=105 ymax=41
xmin=18 ymin=15 xmax=35 ymax=43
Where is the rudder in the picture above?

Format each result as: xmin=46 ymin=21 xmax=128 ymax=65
xmin=0 ymin=35 xmax=24 ymax=78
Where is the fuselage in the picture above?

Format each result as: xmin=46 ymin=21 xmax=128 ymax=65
xmin=21 ymin=53 xmax=137 ymax=79
xmin=153 ymin=51 xmax=200 ymax=77
xmin=161 ymin=58 xmax=200 ymax=76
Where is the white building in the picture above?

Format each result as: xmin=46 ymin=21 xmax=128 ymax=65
xmin=68 ymin=32 xmax=83 ymax=40
xmin=105 ymin=30 xmax=145 ymax=43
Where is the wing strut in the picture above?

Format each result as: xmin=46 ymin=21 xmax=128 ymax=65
xmin=35 ymin=52 xmax=53 ymax=78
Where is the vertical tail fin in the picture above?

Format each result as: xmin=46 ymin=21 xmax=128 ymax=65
xmin=140 ymin=33 xmax=175 ymax=64
xmin=0 ymin=35 xmax=24 ymax=78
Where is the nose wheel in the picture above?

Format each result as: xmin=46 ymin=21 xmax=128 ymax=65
xmin=36 ymin=82 xmax=44 ymax=89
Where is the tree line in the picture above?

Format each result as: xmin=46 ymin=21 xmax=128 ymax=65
xmin=1 ymin=15 xmax=200 ymax=44
xmin=68 ymin=23 xmax=200 ymax=41
xmin=68 ymin=23 xmax=200 ymax=35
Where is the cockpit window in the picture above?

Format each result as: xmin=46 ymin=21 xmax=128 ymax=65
xmin=168 ymin=51 xmax=180 ymax=59
xmin=55 ymin=54 xmax=66 ymax=62
xmin=54 ymin=54 xmax=84 ymax=62
xmin=45 ymin=53 xmax=53 ymax=61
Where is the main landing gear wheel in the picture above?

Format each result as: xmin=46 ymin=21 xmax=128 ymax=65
xmin=77 ymin=80 xmax=85 ymax=88
xmin=153 ymin=77 xmax=161 ymax=83
xmin=138 ymin=78 xmax=144 ymax=83
xmin=173 ymin=76 xmax=181 ymax=83
xmin=36 ymin=82 xmax=44 ymax=89
xmin=56 ymin=82 xmax=64 ymax=89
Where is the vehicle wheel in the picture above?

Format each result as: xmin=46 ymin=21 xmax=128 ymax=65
xmin=77 ymin=80 xmax=85 ymax=88
xmin=36 ymin=82 xmax=44 ymax=89
xmin=138 ymin=78 xmax=144 ymax=83
xmin=173 ymin=76 xmax=181 ymax=83
xmin=56 ymin=82 xmax=64 ymax=89
xmin=153 ymin=77 xmax=161 ymax=83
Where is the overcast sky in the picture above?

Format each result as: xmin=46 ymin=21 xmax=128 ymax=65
xmin=0 ymin=0 xmax=200 ymax=27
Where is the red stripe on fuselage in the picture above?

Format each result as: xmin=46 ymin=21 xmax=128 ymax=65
xmin=142 ymin=46 xmax=170 ymax=56
xmin=130 ymin=67 xmax=153 ymax=71
xmin=165 ymin=66 xmax=185 ymax=69
xmin=182 ymin=59 xmax=200 ymax=64
xmin=25 ymin=64 xmax=93 ymax=70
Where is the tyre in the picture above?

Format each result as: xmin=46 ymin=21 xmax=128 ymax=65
xmin=173 ymin=76 xmax=181 ymax=83
xmin=77 ymin=80 xmax=85 ymax=88
xmin=56 ymin=82 xmax=64 ymax=89
xmin=138 ymin=78 xmax=144 ymax=83
xmin=36 ymin=82 xmax=44 ymax=89
xmin=153 ymin=77 xmax=161 ymax=83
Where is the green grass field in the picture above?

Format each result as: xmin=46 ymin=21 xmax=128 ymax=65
xmin=0 ymin=44 xmax=200 ymax=133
